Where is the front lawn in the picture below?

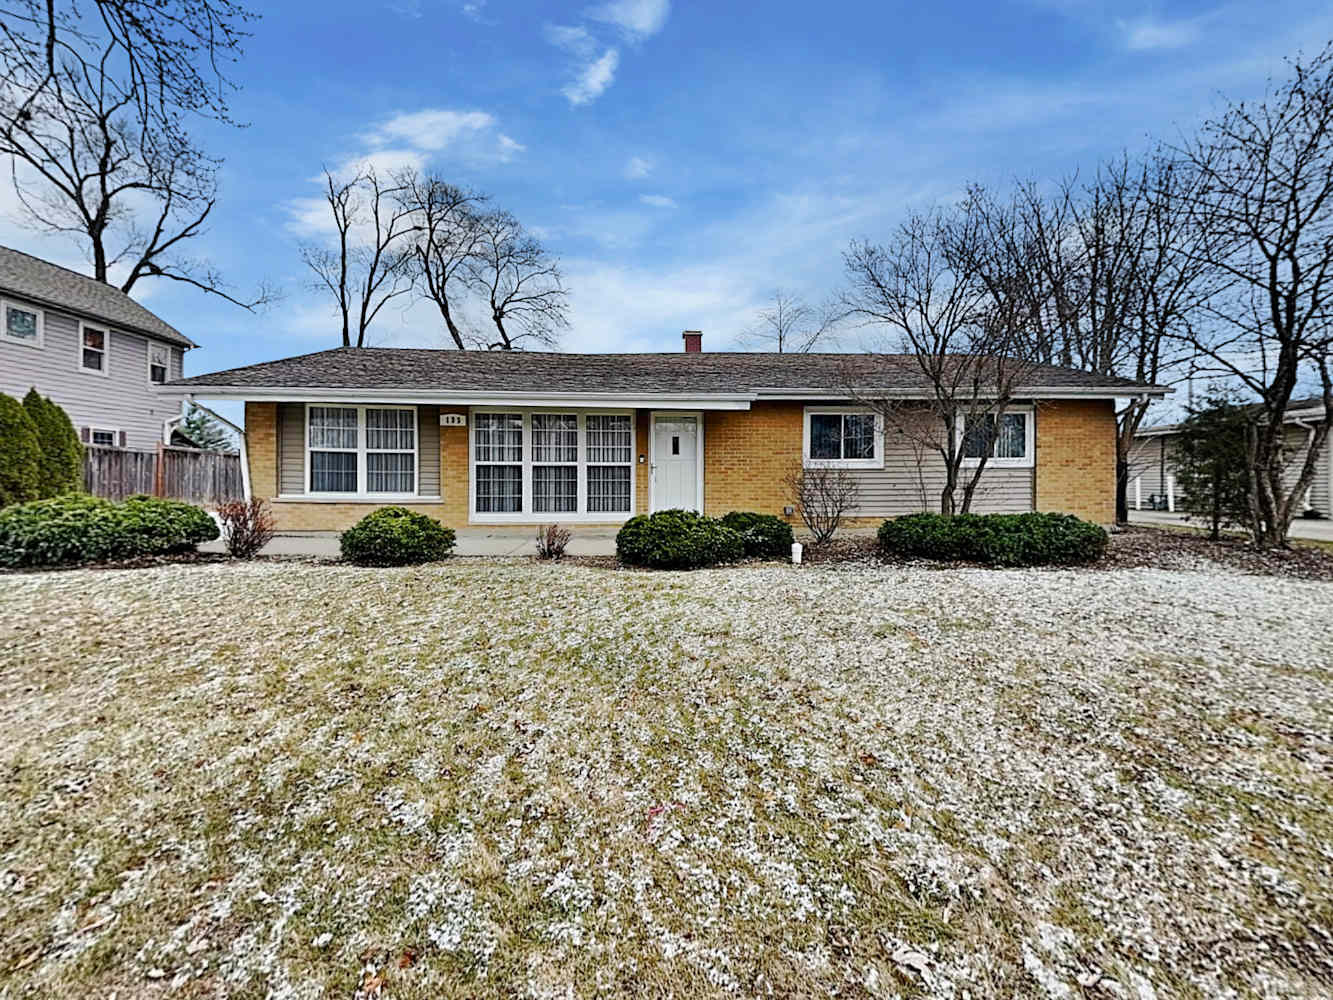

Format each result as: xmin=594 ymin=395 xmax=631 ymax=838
xmin=1 ymin=561 xmax=1330 ymax=998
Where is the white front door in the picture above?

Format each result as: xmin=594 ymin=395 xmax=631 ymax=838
xmin=652 ymin=413 xmax=701 ymax=511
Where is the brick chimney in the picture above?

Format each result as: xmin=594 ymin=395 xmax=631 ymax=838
xmin=682 ymin=330 xmax=702 ymax=353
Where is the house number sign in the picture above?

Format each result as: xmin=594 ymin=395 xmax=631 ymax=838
xmin=439 ymin=413 xmax=467 ymax=427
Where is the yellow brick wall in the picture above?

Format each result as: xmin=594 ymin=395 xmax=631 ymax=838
xmin=703 ymin=402 xmax=804 ymax=521
xmin=1035 ymin=399 xmax=1117 ymax=524
xmin=245 ymin=402 xmax=278 ymax=498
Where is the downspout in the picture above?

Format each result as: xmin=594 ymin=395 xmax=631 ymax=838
xmin=1289 ymin=417 xmax=1317 ymax=512
xmin=186 ymin=395 xmax=252 ymax=502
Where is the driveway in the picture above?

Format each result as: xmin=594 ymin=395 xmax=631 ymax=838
xmin=1129 ymin=509 xmax=1333 ymax=542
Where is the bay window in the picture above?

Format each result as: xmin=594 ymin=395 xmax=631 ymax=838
xmin=306 ymin=405 xmax=419 ymax=495
xmin=803 ymin=408 xmax=883 ymax=468
xmin=470 ymin=410 xmax=635 ymax=520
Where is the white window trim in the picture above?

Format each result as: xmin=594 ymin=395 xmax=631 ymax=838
xmin=648 ymin=410 xmax=705 ymax=513
xmin=88 ymin=426 xmax=122 ymax=448
xmin=78 ymin=320 xmax=110 ymax=376
xmin=303 ymin=403 xmax=421 ymax=500
xmin=957 ymin=406 xmax=1036 ymax=469
xmin=469 ymin=407 xmax=637 ymax=524
xmin=802 ymin=406 xmax=884 ymax=470
xmin=2 ymin=297 xmax=45 ymax=349
xmin=147 ymin=341 xmax=171 ymax=386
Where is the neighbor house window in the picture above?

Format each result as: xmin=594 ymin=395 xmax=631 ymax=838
xmin=531 ymin=413 xmax=578 ymax=513
xmin=90 ymin=428 xmax=118 ymax=447
xmin=308 ymin=405 xmax=359 ymax=493
xmin=80 ymin=324 xmax=107 ymax=373
xmin=148 ymin=343 xmax=169 ymax=383
xmin=470 ymin=410 xmax=636 ymax=520
xmin=586 ymin=414 xmax=633 ymax=513
xmin=959 ymin=409 xmax=1034 ymax=467
xmin=2 ymin=300 xmax=43 ymax=347
xmin=366 ymin=408 xmax=416 ymax=493
xmin=803 ymin=408 xmax=882 ymax=468
xmin=474 ymin=412 xmax=524 ymax=513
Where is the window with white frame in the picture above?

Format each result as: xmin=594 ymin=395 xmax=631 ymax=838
xmin=2 ymin=299 xmax=43 ymax=346
xmin=89 ymin=427 xmax=119 ymax=447
xmin=586 ymin=414 xmax=633 ymax=513
xmin=80 ymin=324 xmax=107 ymax=373
xmin=148 ymin=342 xmax=170 ymax=383
xmin=366 ymin=408 xmax=416 ymax=493
xmin=308 ymin=406 xmax=359 ymax=493
xmin=532 ymin=414 xmax=578 ymax=513
xmin=803 ymin=409 xmax=882 ymax=468
xmin=470 ymin=410 xmax=635 ymax=519
xmin=959 ymin=408 xmax=1034 ymax=467
xmin=474 ymin=412 xmax=524 ymax=513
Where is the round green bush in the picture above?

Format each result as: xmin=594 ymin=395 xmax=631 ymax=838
xmin=22 ymin=389 xmax=84 ymax=497
xmin=0 ymin=494 xmax=219 ymax=568
xmin=0 ymin=392 xmax=42 ymax=508
xmin=340 ymin=506 xmax=456 ymax=566
xmin=719 ymin=511 xmax=795 ymax=559
xmin=877 ymin=512 xmax=1108 ymax=567
xmin=616 ymin=509 xmax=746 ymax=569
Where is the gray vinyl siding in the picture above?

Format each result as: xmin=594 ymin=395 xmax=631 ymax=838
xmin=0 ymin=304 xmax=185 ymax=451
xmin=1127 ymin=435 xmax=1173 ymax=500
xmin=1281 ymin=425 xmax=1332 ymax=515
xmin=276 ymin=402 xmax=440 ymax=497
xmin=850 ymin=408 xmax=1033 ymax=516
xmin=418 ymin=406 xmax=440 ymax=496
xmin=278 ymin=402 xmax=305 ymax=494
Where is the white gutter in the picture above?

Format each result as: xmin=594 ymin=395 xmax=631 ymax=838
xmin=177 ymin=387 xmax=756 ymax=410
xmin=185 ymin=396 xmax=251 ymax=502
xmin=751 ymin=385 xmax=1171 ymax=401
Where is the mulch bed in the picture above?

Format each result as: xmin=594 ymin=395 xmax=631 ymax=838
xmin=1102 ymin=526 xmax=1333 ymax=582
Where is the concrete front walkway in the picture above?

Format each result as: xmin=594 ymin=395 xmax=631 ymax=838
xmin=1128 ymin=509 xmax=1333 ymax=542
xmin=201 ymin=527 xmax=621 ymax=558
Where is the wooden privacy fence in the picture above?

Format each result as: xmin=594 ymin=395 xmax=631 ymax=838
xmin=85 ymin=444 xmax=243 ymax=506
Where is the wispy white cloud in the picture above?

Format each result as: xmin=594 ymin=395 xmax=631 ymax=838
xmin=460 ymin=0 xmax=491 ymax=24
xmin=586 ymin=0 xmax=671 ymax=40
xmin=366 ymin=109 xmax=495 ymax=151
xmin=563 ymin=48 xmax=620 ymax=106
xmin=639 ymin=193 xmax=676 ymax=208
xmin=624 ymin=155 xmax=654 ymax=179
xmin=1118 ymin=15 xmax=1204 ymax=51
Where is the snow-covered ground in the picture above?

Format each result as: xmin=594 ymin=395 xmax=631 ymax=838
xmin=1 ymin=560 xmax=1330 ymax=998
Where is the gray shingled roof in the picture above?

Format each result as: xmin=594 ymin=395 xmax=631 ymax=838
xmin=0 ymin=245 xmax=195 ymax=348
xmin=173 ymin=346 xmax=1160 ymax=396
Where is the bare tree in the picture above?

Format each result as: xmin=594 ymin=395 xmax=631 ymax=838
xmin=392 ymin=171 xmax=486 ymax=349
xmin=0 ymin=1 xmax=266 ymax=306
xmin=842 ymin=193 xmax=1044 ymax=515
xmin=741 ymin=289 xmax=837 ymax=352
xmin=782 ymin=463 xmax=859 ymax=543
xmin=1176 ymin=45 xmax=1333 ymax=548
xmin=466 ymin=209 xmax=568 ymax=350
xmin=299 ymin=167 xmax=415 ymax=347
xmin=1014 ymin=156 xmax=1219 ymax=522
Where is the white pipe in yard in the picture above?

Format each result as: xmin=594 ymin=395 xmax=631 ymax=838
xmin=791 ymin=542 xmax=803 ymax=565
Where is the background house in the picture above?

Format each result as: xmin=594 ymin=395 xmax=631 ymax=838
xmin=0 ymin=246 xmax=193 ymax=450
xmin=1129 ymin=396 xmax=1332 ymax=516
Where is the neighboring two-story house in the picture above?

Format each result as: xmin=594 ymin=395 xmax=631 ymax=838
xmin=0 ymin=245 xmax=194 ymax=451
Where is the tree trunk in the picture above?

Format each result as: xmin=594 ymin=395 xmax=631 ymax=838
xmin=1115 ymin=455 xmax=1129 ymax=525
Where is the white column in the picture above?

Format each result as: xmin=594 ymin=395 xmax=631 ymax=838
xmin=1134 ymin=476 xmax=1142 ymax=511
xmin=1166 ymin=475 xmax=1175 ymax=513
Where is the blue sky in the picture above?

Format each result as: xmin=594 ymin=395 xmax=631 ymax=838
xmin=4 ymin=0 xmax=1333 ymax=384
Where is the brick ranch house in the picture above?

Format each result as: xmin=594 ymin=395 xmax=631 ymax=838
xmin=173 ymin=334 xmax=1166 ymax=532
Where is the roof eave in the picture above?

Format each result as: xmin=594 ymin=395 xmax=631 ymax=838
xmin=0 ymin=281 xmax=195 ymax=348
xmin=752 ymin=384 xmax=1171 ymax=400
xmin=174 ymin=385 xmax=758 ymax=410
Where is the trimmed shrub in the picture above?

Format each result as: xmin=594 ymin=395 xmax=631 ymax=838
xmin=22 ymin=389 xmax=83 ymax=497
xmin=340 ymin=506 xmax=456 ymax=566
xmin=877 ymin=512 xmax=1108 ymax=567
xmin=616 ymin=509 xmax=746 ymax=569
xmin=0 ymin=494 xmax=219 ymax=568
xmin=0 ymin=393 xmax=42 ymax=508
xmin=719 ymin=511 xmax=795 ymax=560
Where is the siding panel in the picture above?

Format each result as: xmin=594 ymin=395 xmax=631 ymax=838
xmin=851 ymin=408 xmax=1033 ymax=516
xmin=278 ymin=402 xmax=305 ymax=494
xmin=418 ymin=406 xmax=440 ymax=496
xmin=0 ymin=306 xmax=185 ymax=450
